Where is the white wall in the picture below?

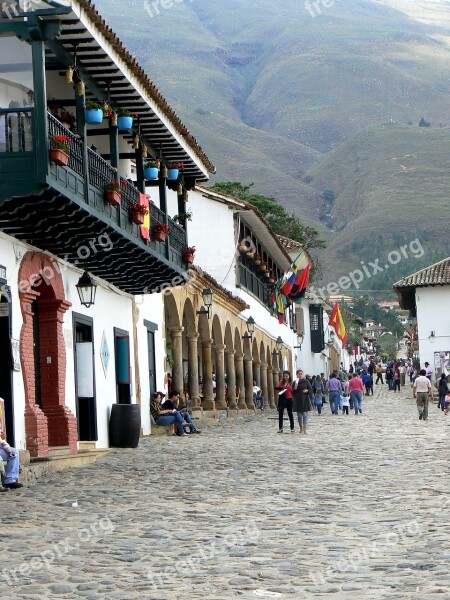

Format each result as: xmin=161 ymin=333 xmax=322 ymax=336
xmin=134 ymin=293 xmax=166 ymax=435
xmin=0 ymin=231 xmax=136 ymax=450
xmin=294 ymin=301 xmax=330 ymax=377
xmin=416 ymin=286 xmax=450 ymax=379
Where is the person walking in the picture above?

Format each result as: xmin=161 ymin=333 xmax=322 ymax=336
xmin=413 ymin=369 xmax=433 ymax=420
xmin=326 ymin=373 xmax=343 ymax=415
xmin=277 ymin=371 xmax=294 ymax=433
xmin=392 ymin=367 xmax=401 ymax=393
xmin=348 ymin=373 xmax=364 ymax=415
xmin=362 ymin=371 xmax=373 ymax=396
xmin=399 ymin=363 xmax=406 ymax=386
xmin=437 ymin=373 xmax=449 ymax=411
xmin=293 ymin=369 xmax=312 ymax=433
xmin=385 ymin=366 xmax=394 ymax=390
xmin=375 ymin=363 xmax=384 ymax=385
xmin=407 ymin=364 xmax=414 ymax=383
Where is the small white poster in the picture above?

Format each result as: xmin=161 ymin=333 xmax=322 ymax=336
xmin=100 ymin=331 xmax=110 ymax=377
xmin=11 ymin=339 xmax=20 ymax=372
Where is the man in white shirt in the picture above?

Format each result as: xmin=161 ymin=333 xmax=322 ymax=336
xmin=424 ymin=362 xmax=433 ymax=381
xmin=253 ymin=381 xmax=264 ymax=410
xmin=413 ymin=369 xmax=433 ymax=421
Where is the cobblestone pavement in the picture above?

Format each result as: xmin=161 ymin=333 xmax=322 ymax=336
xmin=1 ymin=382 xmax=449 ymax=600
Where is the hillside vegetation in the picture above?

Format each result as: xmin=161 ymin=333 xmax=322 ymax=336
xmin=95 ymin=0 xmax=450 ymax=288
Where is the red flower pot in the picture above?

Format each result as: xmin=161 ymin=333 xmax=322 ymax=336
xmin=259 ymin=264 xmax=267 ymax=272
xmin=49 ymin=148 xmax=69 ymax=166
xmin=105 ymin=190 xmax=121 ymax=207
xmin=154 ymin=230 xmax=167 ymax=242
xmin=184 ymin=252 xmax=194 ymax=264
xmin=130 ymin=210 xmax=145 ymax=225
xmin=267 ymin=278 xmax=275 ymax=284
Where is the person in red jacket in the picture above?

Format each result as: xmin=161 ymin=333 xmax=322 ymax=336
xmin=277 ymin=370 xmax=294 ymax=433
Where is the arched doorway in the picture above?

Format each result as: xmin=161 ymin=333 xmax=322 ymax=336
xmin=18 ymin=252 xmax=77 ymax=456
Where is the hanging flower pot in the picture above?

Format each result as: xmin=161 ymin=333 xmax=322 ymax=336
xmin=104 ymin=181 xmax=122 ymax=207
xmin=267 ymin=277 xmax=275 ymax=284
xmin=183 ymin=245 xmax=196 ymax=264
xmin=153 ymin=222 xmax=170 ymax=242
xmin=49 ymin=135 xmax=71 ymax=166
xmin=167 ymin=161 xmax=183 ymax=180
xmin=259 ymin=263 xmax=267 ymax=272
xmin=117 ymin=115 xmax=133 ymax=131
xmin=85 ymin=104 xmax=104 ymax=124
xmin=144 ymin=159 xmax=160 ymax=180
xmin=253 ymin=254 xmax=261 ymax=265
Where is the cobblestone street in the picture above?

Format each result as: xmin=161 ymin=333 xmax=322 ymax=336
xmin=1 ymin=383 xmax=449 ymax=600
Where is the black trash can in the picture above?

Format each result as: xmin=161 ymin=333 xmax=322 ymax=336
xmin=109 ymin=403 xmax=141 ymax=448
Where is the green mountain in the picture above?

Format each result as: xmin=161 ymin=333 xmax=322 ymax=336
xmin=94 ymin=0 xmax=450 ymax=284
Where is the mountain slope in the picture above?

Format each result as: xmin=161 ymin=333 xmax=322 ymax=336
xmin=94 ymin=0 xmax=450 ymax=281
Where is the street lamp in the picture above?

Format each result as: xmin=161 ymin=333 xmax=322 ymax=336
xmin=76 ymin=271 xmax=97 ymax=308
xmin=242 ymin=316 xmax=255 ymax=342
xmin=196 ymin=288 xmax=213 ymax=319
xmin=276 ymin=336 xmax=283 ymax=353
xmin=294 ymin=332 xmax=304 ymax=350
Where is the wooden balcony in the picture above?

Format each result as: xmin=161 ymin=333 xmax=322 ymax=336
xmin=0 ymin=109 xmax=188 ymax=293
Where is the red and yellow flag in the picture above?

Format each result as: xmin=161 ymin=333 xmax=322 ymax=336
xmin=329 ymin=302 xmax=348 ymax=346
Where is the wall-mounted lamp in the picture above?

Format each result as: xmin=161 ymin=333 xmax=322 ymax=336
xmin=242 ymin=316 xmax=255 ymax=342
xmin=294 ymin=332 xmax=304 ymax=350
xmin=429 ymin=330 xmax=435 ymax=338
xmin=76 ymin=271 xmax=97 ymax=308
xmin=196 ymin=288 xmax=213 ymax=319
xmin=276 ymin=336 xmax=283 ymax=353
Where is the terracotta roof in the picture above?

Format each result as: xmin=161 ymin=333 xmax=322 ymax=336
xmin=189 ymin=266 xmax=249 ymax=312
xmin=393 ymin=256 xmax=450 ymax=289
xmin=74 ymin=0 xmax=215 ymax=174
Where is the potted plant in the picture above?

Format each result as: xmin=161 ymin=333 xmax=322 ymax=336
xmin=85 ymin=100 xmax=104 ymax=125
xmin=49 ymin=134 xmax=71 ymax=166
xmin=130 ymin=203 xmax=149 ymax=225
xmin=173 ymin=209 xmax=192 ymax=225
xmin=259 ymin=261 xmax=268 ymax=272
xmin=183 ymin=245 xmax=196 ymax=264
xmin=153 ymin=222 xmax=170 ymax=242
xmin=104 ymin=181 xmax=122 ymax=207
xmin=166 ymin=161 xmax=183 ymax=180
xmin=116 ymin=108 xmax=134 ymax=131
xmin=253 ymin=253 xmax=261 ymax=266
xmin=144 ymin=158 xmax=160 ymax=180
xmin=245 ymin=248 xmax=256 ymax=259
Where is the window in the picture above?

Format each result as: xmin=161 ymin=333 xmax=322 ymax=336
xmin=310 ymin=305 xmax=325 ymax=353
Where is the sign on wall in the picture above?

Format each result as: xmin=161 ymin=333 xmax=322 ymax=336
xmin=11 ymin=339 xmax=20 ymax=372
xmin=434 ymin=351 xmax=450 ymax=376
xmin=100 ymin=331 xmax=110 ymax=377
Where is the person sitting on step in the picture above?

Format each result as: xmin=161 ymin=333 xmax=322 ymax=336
xmin=150 ymin=391 xmax=201 ymax=436
xmin=0 ymin=438 xmax=23 ymax=490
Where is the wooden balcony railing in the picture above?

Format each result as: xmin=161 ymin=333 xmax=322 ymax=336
xmin=0 ymin=107 xmax=33 ymax=153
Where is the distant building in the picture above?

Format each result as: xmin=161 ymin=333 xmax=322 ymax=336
xmin=394 ymin=256 xmax=450 ymax=379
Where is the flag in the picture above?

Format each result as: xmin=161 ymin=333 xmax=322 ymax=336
xmin=275 ymin=289 xmax=286 ymax=324
xmin=329 ymin=302 xmax=348 ymax=346
xmin=278 ymin=250 xmax=309 ymax=295
xmin=139 ymin=193 xmax=150 ymax=240
xmin=288 ymin=263 xmax=311 ymax=302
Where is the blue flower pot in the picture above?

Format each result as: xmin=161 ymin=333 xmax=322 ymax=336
xmin=167 ymin=168 xmax=179 ymax=180
xmin=85 ymin=108 xmax=103 ymax=125
xmin=144 ymin=167 xmax=159 ymax=180
xmin=117 ymin=115 xmax=133 ymax=131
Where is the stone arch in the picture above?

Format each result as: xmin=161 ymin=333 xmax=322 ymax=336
xmin=182 ymin=298 xmax=200 ymax=407
xmin=18 ymin=251 xmax=76 ymax=457
xmin=259 ymin=341 xmax=266 ymax=366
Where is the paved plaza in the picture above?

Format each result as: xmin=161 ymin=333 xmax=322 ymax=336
xmin=1 ymin=382 xmax=449 ymax=600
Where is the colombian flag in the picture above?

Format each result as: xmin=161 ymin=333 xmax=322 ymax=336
xmin=288 ymin=263 xmax=310 ymax=303
xmin=329 ymin=303 xmax=348 ymax=346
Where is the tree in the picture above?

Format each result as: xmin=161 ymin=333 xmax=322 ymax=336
xmin=210 ymin=182 xmax=326 ymax=251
